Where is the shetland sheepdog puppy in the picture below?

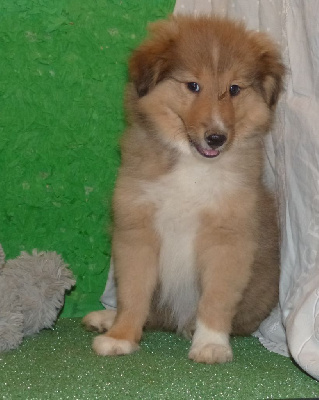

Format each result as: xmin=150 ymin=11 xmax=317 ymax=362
xmin=83 ymin=15 xmax=284 ymax=364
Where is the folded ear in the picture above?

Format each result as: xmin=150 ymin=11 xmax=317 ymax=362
xmin=129 ymin=17 xmax=178 ymax=97
xmin=259 ymin=51 xmax=285 ymax=108
xmin=252 ymin=33 xmax=285 ymax=108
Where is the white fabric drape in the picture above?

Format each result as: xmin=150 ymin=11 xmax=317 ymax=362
xmin=174 ymin=0 xmax=319 ymax=380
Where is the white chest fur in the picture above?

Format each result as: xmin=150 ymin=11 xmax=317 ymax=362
xmin=140 ymin=155 xmax=240 ymax=330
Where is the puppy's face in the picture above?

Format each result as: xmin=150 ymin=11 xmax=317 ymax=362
xmin=128 ymin=16 xmax=285 ymax=159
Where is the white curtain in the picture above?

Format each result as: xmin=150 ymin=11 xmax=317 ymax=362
xmin=174 ymin=0 xmax=319 ymax=380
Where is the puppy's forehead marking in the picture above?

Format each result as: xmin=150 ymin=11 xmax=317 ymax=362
xmin=211 ymin=40 xmax=220 ymax=73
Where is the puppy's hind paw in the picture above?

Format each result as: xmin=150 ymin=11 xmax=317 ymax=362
xmin=92 ymin=335 xmax=139 ymax=356
xmin=189 ymin=343 xmax=233 ymax=364
xmin=82 ymin=310 xmax=116 ymax=333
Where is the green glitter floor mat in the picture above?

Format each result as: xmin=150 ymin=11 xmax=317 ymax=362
xmin=0 ymin=319 xmax=318 ymax=400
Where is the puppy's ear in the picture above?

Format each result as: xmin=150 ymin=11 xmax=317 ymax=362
xmin=129 ymin=17 xmax=178 ymax=97
xmin=252 ymin=34 xmax=285 ymax=108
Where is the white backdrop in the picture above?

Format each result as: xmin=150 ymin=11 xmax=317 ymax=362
xmin=174 ymin=0 xmax=319 ymax=380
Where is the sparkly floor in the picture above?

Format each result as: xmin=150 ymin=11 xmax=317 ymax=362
xmin=0 ymin=319 xmax=318 ymax=399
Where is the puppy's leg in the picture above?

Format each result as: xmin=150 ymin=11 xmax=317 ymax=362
xmin=82 ymin=309 xmax=116 ymax=333
xmin=189 ymin=224 xmax=255 ymax=364
xmin=93 ymin=228 xmax=158 ymax=356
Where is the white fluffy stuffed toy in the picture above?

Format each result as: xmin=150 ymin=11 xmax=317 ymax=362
xmin=0 ymin=244 xmax=75 ymax=352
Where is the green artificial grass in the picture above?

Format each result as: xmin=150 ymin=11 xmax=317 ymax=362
xmin=0 ymin=0 xmax=175 ymax=317
xmin=1 ymin=319 xmax=318 ymax=400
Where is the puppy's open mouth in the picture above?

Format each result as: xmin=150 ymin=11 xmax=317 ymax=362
xmin=193 ymin=143 xmax=220 ymax=158
xmin=187 ymin=136 xmax=221 ymax=158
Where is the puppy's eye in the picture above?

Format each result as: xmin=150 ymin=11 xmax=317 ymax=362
xmin=229 ymin=85 xmax=241 ymax=96
xmin=187 ymin=82 xmax=200 ymax=93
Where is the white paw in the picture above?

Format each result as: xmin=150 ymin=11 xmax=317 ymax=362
xmin=92 ymin=335 xmax=139 ymax=356
xmin=82 ymin=310 xmax=116 ymax=333
xmin=189 ymin=321 xmax=233 ymax=364
xmin=189 ymin=343 xmax=233 ymax=364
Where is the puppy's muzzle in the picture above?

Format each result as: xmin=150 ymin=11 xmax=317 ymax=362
xmin=205 ymin=132 xmax=227 ymax=150
xmin=190 ymin=130 xmax=228 ymax=159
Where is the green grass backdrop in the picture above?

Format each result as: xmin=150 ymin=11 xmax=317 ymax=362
xmin=0 ymin=0 xmax=175 ymax=317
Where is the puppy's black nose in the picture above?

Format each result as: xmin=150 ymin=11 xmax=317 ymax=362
xmin=205 ymin=133 xmax=227 ymax=149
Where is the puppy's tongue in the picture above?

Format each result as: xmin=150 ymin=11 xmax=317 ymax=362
xmin=195 ymin=144 xmax=220 ymax=158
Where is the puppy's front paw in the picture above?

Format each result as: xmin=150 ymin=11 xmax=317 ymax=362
xmin=82 ymin=310 xmax=116 ymax=333
xmin=92 ymin=335 xmax=139 ymax=356
xmin=189 ymin=322 xmax=233 ymax=364
xmin=188 ymin=343 xmax=233 ymax=364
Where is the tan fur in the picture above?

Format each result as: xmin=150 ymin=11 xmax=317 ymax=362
xmin=83 ymin=15 xmax=284 ymax=364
